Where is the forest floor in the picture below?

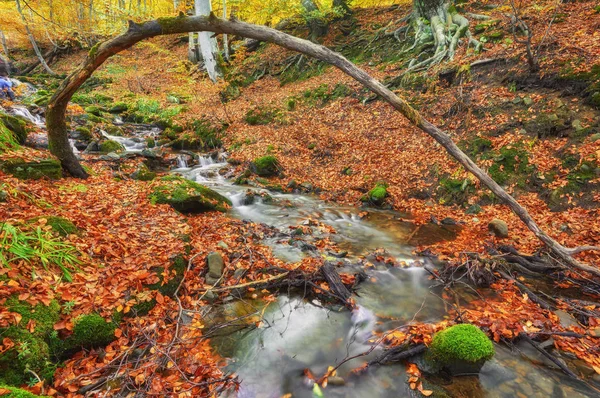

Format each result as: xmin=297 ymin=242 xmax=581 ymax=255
xmin=1 ymin=0 xmax=600 ymax=396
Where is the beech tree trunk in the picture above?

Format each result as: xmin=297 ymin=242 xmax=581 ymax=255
xmin=195 ymin=0 xmax=221 ymax=82
xmin=302 ymin=0 xmax=328 ymax=42
xmin=44 ymin=15 xmax=599 ymax=278
xmin=16 ymin=0 xmax=55 ymax=75
xmin=0 ymin=29 xmax=9 ymax=58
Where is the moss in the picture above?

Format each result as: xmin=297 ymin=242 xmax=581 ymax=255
xmin=0 ymin=114 xmax=28 ymax=144
xmin=109 ymin=102 xmax=129 ymax=113
xmin=6 ymin=298 xmax=60 ymax=337
xmin=104 ymin=125 xmax=125 ymax=136
xmin=483 ymin=146 xmax=534 ymax=186
xmin=149 ymin=176 xmax=232 ymax=213
xmin=85 ymin=106 xmax=104 ymax=116
xmin=250 ymin=156 xmax=280 ymax=177
xmin=0 ymin=385 xmax=45 ymax=397
xmin=0 ymin=120 xmax=20 ymax=153
xmin=437 ymin=177 xmax=474 ymax=206
xmin=67 ymin=314 xmax=116 ymax=349
xmin=468 ymin=137 xmax=492 ymax=155
xmin=361 ymin=182 xmax=388 ymax=206
xmin=99 ymin=140 xmax=125 ymax=153
xmin=245 ymin=107 xmax=283 ymax=125
xmin=300 ymin=83 xmax=352 ymax=107
xmin=88 ymin=42 xmax=101 ymax=58
xmin=429 ymin=324 xmax=494 ymax=365
xmin=27 ymin=216 xmax=78 ymax=237
xmin=74 ymin=126 xmax=92 ymax=141
xmin=0 ymin=327 xmax=54 ymax=386
xmin=131 ymin=164 xmax=156 ymax=181
xmin=146 ymin=137 xmax=155 ymax=148
xmin=0 ymin=159 xmax=62 ymax=180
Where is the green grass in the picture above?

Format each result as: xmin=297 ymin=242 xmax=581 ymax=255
xmin=0 ymin=223 xmax=81 ymax=281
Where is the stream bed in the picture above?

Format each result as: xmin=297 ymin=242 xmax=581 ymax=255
xmin=7 ymin=102 xmax=600 ymax=398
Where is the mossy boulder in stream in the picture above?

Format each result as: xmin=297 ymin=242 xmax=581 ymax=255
xmin=0 ymin=158 xmax=62 ymax=180
xmin=149 ymin=176 xmax=231 ymax=213
xmin=429 ymin=324 xmax=494 ymax=375
xmin=250 ymin=156 xmax=280 ymax=177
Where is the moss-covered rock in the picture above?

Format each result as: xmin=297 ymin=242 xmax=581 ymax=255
xmin=0 ymin=327 xmax=55 ymax=386
xmin=361 ymin=182 xmax=388 ymax=206
xmin=109 ymin=102 xmax=129 ymax=114
xmin=429 ymin=324 xmax=494 ymax=375
xmin=84 ymin=106 xmax=105 ymax=117
xmin=0 ymin=114 xmax=28 ymax=144
xmin=99 ymin=140 xmax=125 ymax=153
xmin=131 ymin=164 xmax=156 ymax=181
xmin=66 ymin=314 xmax=116 ymax=349
xmin=73 ymin=126 xmax=92 ymax=141
xmin=149 ymin=176 xmax=231 ymax=213
xmin=0 ymin=159 xmax=62 ymax=180
xmin=104 ymin=125 xmax=125 ymax=137
xmin=250 ymin=156 xmax=280 ymax=177
xmin=245 ymin=107 xmax=283 ymax=125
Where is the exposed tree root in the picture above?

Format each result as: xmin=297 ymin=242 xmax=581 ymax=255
xmin=396 ymin=4 xmax=483 ymax=75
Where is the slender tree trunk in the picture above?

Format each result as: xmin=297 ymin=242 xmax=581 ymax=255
xmin=44 ymin=16 xmax=599 ymax=277
xmin=194 ymin=0 xmax=221 ymax=82
xmin=15 ymin=0 xmax=55 ymax=75
xmin=0 ymin=29 xmax=9 ymax=58
xmin=302 ymin=0 xmax=328 ymax=42
xmin=222 ymin=0 xmax=229 ymax=61
xmin=48 ymin=0 xmax=54 ymax=23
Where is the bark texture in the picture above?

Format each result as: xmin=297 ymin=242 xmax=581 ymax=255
xmin=45 ymin=14 xmax=598 ymax=277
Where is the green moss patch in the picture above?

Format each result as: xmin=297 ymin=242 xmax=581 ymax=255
xmin=99 ymin=140 xmax=125 ymax=153
xmin=0 ymin=159 xmax=62 ymax=180
xmin=0 ymin=385 xmax=45 ymax=397
xmin=0 ymin=114 xmax=28 ymax=145
xmin=245 ymin=107 xmax=284 ymax=126
xmin=250 ymin=156 xmax=280 ymax=177
xmin=429 ymin=324 xmax=494 ymax=365
xmin=28 ymin=216 xmax=78 ymax=237
xmin=361 ymin=182 xmax=388 ymax=206
xmin=149 ymin=176 xmax=231 ymax=213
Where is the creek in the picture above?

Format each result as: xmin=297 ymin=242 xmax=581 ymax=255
xmin=7 ymin=97 xmax=600 ymax=398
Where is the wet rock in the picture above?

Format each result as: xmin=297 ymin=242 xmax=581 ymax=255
xmin=571 ymin=119 xmax=583 ymax=131
xmin=233 ymin=268 xmax=246 ymax=280
xmin=130 ymin=164 xmax=156 ymax=181
xmin=300 ymin=182 xmax=314 ymax=192
xmin=488 ymin=219 xmax=509 ymax=238
xmin=554 ymin=310 xmax=579 ymax=328
xmin=99 ymin=140 xmax=125 ymax=153
xmin=441 ymin=217 xmax=457 ymax=225
xmin=141 ymin=148 xmax=160 ymax=159
xmin=327 ymin=251 xmax=348 ymax=258
xmin=327 ymin=376 xmax=345 ymax=386
xmin=523 ymin=96 xmax=533 ymax=106
xmin=25 ymin=132 xmax=48 ymax=149
xmin=84 ymin=141 xmax=100 ymax=152
xmin=287 ymin=179 xmax=298 ymax=190
xmin=206 ymin=252 xmax=224 ymax=285
xmin=100 ymin=152 xmax=121 ymax=161
xmin=217 ymin=241 xmax=229 ymax=250
xmin=479 ymin=360 xmax=516 ymax=388
xmin=109 ymin=102 xmax=128 ymax=114
xmin=466 ymin=204 xmax=482 ymax=214
xmin=203 ymin=290 xmax=217 ymax=303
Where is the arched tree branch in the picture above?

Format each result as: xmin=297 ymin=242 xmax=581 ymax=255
xmin=45 ymin=14 xmax=599 ymax=277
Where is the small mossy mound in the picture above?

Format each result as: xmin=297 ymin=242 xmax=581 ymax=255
xmin=361 ymin=182 xmax=388 ymax=206
xmin=429 ymin=324 xmax=494 ymax=366
xmin=149 ymin=176 xmax=231 ymax=213
xmin=250 ymin=156 xmax=280 ymax=177
xmin=482 ymin=146 xmax=534 ymax=187
xmin=6 ymin=298 xmax=61 ymax=337
xmin=84 ymin=105 xmax=105 ymax=116
xmin=99 ymin=140 xmax=125 ymax=153
xmin=437 ymin=177 xmax=475 ymax=206
xmin=0 ymin=114 xmax=28 ymax=144
xmin=74 ymin=126 xmax=92 ymax=141
xmin=67 ymin=313 xmax=116 ymax=350
xmin=0 ymin=159 xmax=62 ymax=180
xmin=109 ymin=102 xmax=129 ymax=114
xmin=0 ymin=385 xmax=45 ymax=397
xmin=0 ymin=120 xmax=20 ymax=153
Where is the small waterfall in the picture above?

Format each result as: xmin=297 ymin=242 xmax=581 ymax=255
xmin=229 ymin=192 xmax=245 ymax=207
xmin=350 ymin=305 xmax=376 ymax=342
xmin=199 ymin=155 xmax=215 ymax=167
xmin=101 ymin=130 xmax=146 ymax=152
xmin=10 ymin=106 xmax=44 ymax=127
xmin=176 ymin=155 xmax=188 ymax=169
xmin=69 ymin=139 xmax=80 ymax=156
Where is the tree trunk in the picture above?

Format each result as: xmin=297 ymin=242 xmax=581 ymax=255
xmin=302 ymin=0 xmax=328 ymax=42
xmin=333 ymin=0 xmax=351 ymax=15
xmin=44 ymin=15 xmax=599 ymax=278
xmin=15 ymin=0 xmax=55 ymax=75
xmin=222 ymin=0 xmax=229 ymax=61
xmin=195 ymin=0 xmax=221 ymax=82
xmin=0 ymin=29 xmax=9 ymax=59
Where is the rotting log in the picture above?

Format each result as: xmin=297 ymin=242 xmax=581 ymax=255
xmin=45 ymin=13 xmax=599 ymax=277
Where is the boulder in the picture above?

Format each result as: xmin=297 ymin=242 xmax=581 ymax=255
xmin=0 ymin=114 xmax=28 ymax=144
xmin=1 ymin=158 xmax=62 ymax=180
xmin=99 ymin=140 xmax=125 ymax=153
xmin=149 ymin=176 xmax=231 ymax=214
xmin=131 ymin=164 xmax=156 ymax=181
xmin=207 ymin=252 xmax=224 ymax=278
xmin=361 ymin=182 xmax=388 ymax=206
xmin=488 ymin=219 xmax=509 ymax=238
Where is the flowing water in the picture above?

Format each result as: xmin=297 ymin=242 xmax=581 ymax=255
xmin=173 ymin=156 xmax=600 ymax=398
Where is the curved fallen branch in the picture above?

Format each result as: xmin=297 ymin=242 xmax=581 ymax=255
xmin=45 ymin=14 xmax=599 ymax=278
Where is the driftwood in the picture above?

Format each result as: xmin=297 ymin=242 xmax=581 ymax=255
xmin=321 ymin=262 xmax=351 ymax=302
xmin=44 ymin=14 xmax=600 ymax=278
